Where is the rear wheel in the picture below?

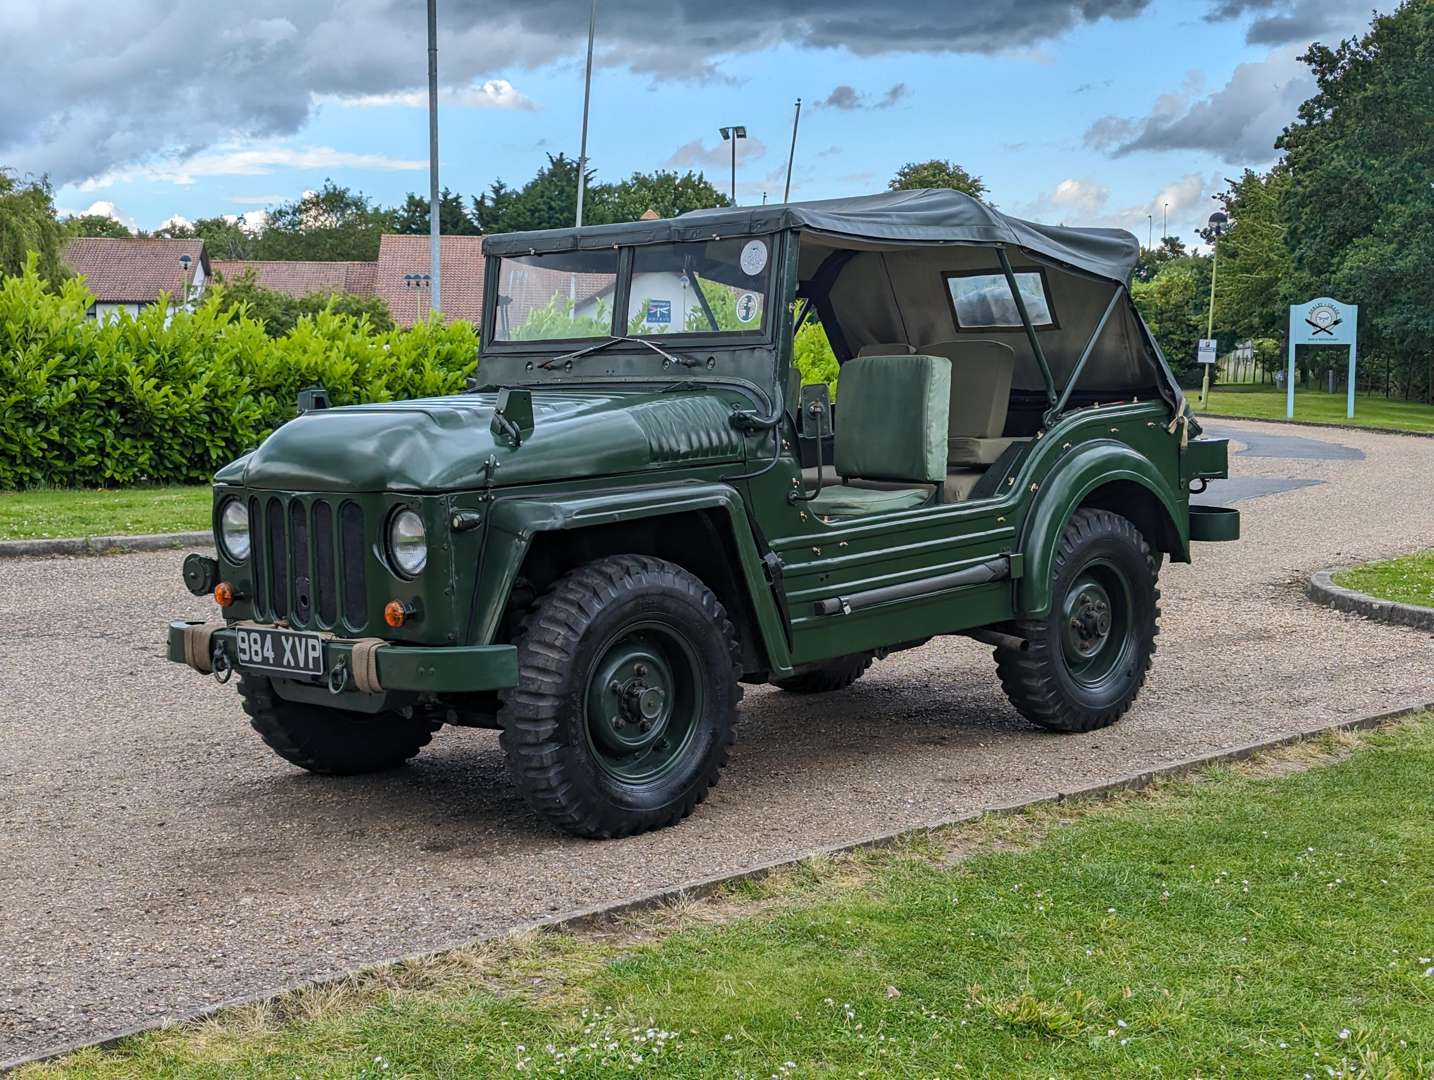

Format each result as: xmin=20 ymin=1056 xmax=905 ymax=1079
xmin=771 ymin=653 xmax=874 ymax=694
xmin=238 ymin=674 xmax=437 ymax=774
xmin=995 ymin=508 xmax=1159 ymax=733
xmin=498 ymin=555 xmax=741 ymax=838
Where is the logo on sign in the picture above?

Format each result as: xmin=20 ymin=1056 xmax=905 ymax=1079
xmin=1306 ymin=302 xmax=1341 ymax=336
xmin=645 ymin=299 xmax=672 ymax=325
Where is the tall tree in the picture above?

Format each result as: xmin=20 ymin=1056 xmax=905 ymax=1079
xmin=888 ymin=160 xmax=987 ymax=200
xmin=1277 ymin=0 xmax=1434 ymax=399
xmin=66 ymin=213 xmax=133 ymax=239
xmin=589 ymin=170 xmax=729 ymax=223
xmin=472 ymin=153 xmax=586 ymax=234
xmin=0 ymin=170 xmax=69 ymax=288
xmin=256 ymin=180 xmax=388 ymax=261
xmin=1130 ymin=254 xmax=1214 ymax=385
xmin=390 ymin=187 xmax=480 ymax=235
xmin=1133 ymin=236 xmax=1189 ymax=283
xmin=152 ymin=215 xmax=259 ymax=259
xmin=1212 ymin=167 xmax=1297 ymax=343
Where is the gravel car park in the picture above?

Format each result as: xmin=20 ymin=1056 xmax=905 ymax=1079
xmin=1 ymin=418 xmax=1432 ymax=1062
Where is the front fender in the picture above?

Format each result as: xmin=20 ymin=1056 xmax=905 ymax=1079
xmin=1018 ymin=440 xmax=1187 ymax=619
xmin=468 ymin=481 xmax=793 ymax=673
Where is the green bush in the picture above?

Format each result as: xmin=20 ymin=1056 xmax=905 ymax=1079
xmin=0 ymin=257 xmax=478 ymax=488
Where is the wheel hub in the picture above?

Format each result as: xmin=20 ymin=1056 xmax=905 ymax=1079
xmin=1063 ymin=579 xmax=1114 ymax=660
xmin=587 ymin=645 xmax=674 ymax=756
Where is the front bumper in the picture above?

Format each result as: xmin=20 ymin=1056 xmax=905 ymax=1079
xmin=167 ymin=620 xmax=519 ymax=693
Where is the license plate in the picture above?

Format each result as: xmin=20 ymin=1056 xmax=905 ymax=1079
xmin=234 ymin=626 xmax=325 ymax=677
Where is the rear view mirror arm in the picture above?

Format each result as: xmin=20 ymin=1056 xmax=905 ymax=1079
xmin=997 ymin=247 xmax=1058 ymax=411
xmin=1044 ymin=287 xmax=1124 ymax=427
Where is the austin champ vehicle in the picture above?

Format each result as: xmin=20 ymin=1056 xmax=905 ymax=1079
xmin=169 ymin=189 xmax=1239 ymax=838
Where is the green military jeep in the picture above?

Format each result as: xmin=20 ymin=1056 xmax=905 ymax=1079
xmin=170 ymin=189 xmax=1237 ymax=838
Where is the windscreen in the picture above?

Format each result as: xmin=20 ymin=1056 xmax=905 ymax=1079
xmin=494 ymin=250 xmax=620 ymax=341
xmin=628 ymin=237 xmax=772 ymax=336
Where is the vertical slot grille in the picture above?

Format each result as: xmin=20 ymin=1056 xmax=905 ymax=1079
xmin=289 ymin=501 xmax=311 ymax=626
xmin=340 ymin=501 xmax=367 ymax=629
xmin=248 ymin=496 xmax=265 ymax=616
xmin=313 ymin=501 xmax=337 ymax=626
xmin=267 ymin=497 xmax=288 ymax=620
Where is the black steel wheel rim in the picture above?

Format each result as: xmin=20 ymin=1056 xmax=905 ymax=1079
xmin=583 ymin=619 xmax=704 ymax=785
xmin=1059 ymin=559 xmax=1134 ymax=690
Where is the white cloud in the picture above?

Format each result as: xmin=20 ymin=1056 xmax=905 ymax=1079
xmin=1021 ymin=172 xmax=1216 ymax=244
xmin=78 ymin=145 xmax=426 ymax=190
xmin=323 ymin=78 xmax=536 ymax=111
xmin=158 ymin=214 xmax=192 ymax=232
xmin=222 ymin=210 xmax=269 ymax=234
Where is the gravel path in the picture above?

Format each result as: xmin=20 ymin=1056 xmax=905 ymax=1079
xmin=2 ymin=417 xmax=1431 ymax=1061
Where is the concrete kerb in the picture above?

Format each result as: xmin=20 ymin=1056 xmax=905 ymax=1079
xmin=0 ymin=532 xmax=212 ymax=559
xmin=4 ymin=698 xmax=1429 ymax=1075
xmin=1308 ymin=568 xmax=1434 ymax=633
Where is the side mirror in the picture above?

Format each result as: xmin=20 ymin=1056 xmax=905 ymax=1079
xmin=798 ymin=383 xmax=831 ymax=439
xmin=491 ymin=387 xmax=535 ymax=447
xmin=297 ymin=386 xmax=330 ymax=413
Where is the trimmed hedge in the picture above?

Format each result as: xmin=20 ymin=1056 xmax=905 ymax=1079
xmin=0 ymin=259 xmax=478 ymax=488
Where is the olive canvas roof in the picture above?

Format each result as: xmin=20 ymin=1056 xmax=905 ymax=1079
xmin=480 ymin=189 xmax=1142 ymax=286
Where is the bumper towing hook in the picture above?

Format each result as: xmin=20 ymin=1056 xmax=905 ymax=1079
xmin=211 ymin=643 xmax=233 ymax=685
xmin=328 ymin=660 xmax=349 ymax=696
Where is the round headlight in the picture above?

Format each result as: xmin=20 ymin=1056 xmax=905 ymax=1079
xmin=219 ymin=498 xmax=251 ymax=561
xmin=388 ymin=509 xmax=427 ymax=576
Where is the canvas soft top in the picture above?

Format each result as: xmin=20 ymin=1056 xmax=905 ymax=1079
xmin=480 ymin=188 xmax=1142 ymax=286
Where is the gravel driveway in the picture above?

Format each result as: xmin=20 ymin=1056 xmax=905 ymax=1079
xmin=2 ymin=417 xmax=1431 ymax=1061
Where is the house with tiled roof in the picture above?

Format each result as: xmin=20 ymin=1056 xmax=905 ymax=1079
xmin=211 ymin=259 xmax=377 ymax=299
xmin=373 ymin=234 xmax=486 ymax=327
xmin=63 ymin=237 xmax=209 ymax=322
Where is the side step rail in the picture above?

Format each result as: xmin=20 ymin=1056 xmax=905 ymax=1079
xmin=813 ymin=556 xmax=1012 ymax=616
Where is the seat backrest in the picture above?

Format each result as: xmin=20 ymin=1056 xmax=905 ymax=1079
xmin=857 ymin=342 xmax=915 ymax=357
xmin=833 ymin=354 xmax=951 ymax=485
xmin=920 ymin=339 xmax=1016 ymax=438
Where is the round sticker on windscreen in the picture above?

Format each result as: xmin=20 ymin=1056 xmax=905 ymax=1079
xmin=735 ymin=292 xmax=760 ymax=324
xmin=740 ymin=239 xmax=768 ymax=276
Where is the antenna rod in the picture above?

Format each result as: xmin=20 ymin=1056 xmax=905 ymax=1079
xmin=426 ymin=0 xmax=441 ymax=315
xmin=575 ymin=0 xmax=597 ymax=227
xmin=783 ymin=98 xmax=802 ymax=203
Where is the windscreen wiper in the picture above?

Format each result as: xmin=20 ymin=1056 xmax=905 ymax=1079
xmin=538 ymin=335 xmax=699 ymax=370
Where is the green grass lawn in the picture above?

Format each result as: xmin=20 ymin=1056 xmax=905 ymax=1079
xmin=1336 ymin=549 xmax=1434 ymax=609
xmin=0 ymin=486 xmax=212 ymax=541
xmin=26 ymin=715 xmax=1434 ymax=1079
xmin=1199 ymin=384 xmax=1434 ymax=433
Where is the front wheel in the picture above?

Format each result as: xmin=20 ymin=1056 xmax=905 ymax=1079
xmin=498 ymin=555 xmax=742 ymax=838
xmin=995 ymin=508 xmax=1159 ymax=733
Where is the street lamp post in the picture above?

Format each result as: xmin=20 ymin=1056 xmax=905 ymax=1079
xmin=719 ymin=125 xmax=746 ymax=205
xmin=1201 ymin=210 xmax=1228 ymax=409
xmin=1162 ymin=202 xmax=1168 ymax=242
xmin=426 ymin=0 xmax=441 ymax=315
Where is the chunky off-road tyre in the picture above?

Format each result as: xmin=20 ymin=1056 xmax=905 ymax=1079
xmin=771 ymin=653 xmax=874 ymax=694
xmin=498 ymin=555 xmax=742 ymax=839
xmin=995 ymin=508 xmax=1159 ymax=733
xmin=238 ymin=674 xmax=437 ymax=774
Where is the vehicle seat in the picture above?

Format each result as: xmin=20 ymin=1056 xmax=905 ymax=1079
xmin=807 ymin=354 xmax=951 ymax=518
xmin=920 ymin=340 xmax=1022 ymax=467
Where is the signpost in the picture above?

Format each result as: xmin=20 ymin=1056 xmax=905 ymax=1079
xmin=1287 ymin=297 xmax=1358 ymax=419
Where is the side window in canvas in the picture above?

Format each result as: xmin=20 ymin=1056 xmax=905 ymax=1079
xmin=945 ymin=270 xmax=1057 ymax=331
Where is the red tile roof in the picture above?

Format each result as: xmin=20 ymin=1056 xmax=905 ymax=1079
xmin=375 ymin=234 xmax=486 ymax=327
xmin=62 ymin=238 xmax=209 ymax=304
xmin=211 ymin=260 xmax=377 ymax=299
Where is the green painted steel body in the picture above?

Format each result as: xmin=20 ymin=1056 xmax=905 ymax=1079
xmin=169 ymin=218 xmax=1234 ymax=698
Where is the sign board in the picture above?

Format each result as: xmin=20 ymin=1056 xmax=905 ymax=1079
xmin=1197 ymin=339 xmax=1218 ymax=365
xmin=644 ymin=299 xmax=672 ymax=326
xmin=1287 ymin=297 xmax=1358 ymax=419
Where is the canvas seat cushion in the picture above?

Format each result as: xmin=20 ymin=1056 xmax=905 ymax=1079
xmin=807 ymin=483 xmax=931 ymax=518
xmin=948 ymin=435 xmax=1024 ymax=467
xmin=833 ymin=353 xmax=952 ymax=485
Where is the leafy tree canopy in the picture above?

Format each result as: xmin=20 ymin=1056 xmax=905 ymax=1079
xmin=390 ymin=187 xmax=480 ymax=236
xmin=888 ymin=160 xmax=988 ymax=200
xmin=1133 ymin=236 xmax=1189 ymax=283
xmin=257 ymin=180 xmax=389 ymax=261
xmin=0 ymin=170 xmax=69 ymax=289
xmin=66 ymin=214 xmax=132 ymax=239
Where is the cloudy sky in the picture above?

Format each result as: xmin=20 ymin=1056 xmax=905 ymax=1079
xmin=0 ymin=0 xmax=1382 ymax=245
